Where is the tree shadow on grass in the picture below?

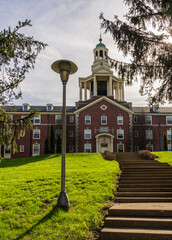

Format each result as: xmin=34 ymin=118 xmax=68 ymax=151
xmin=14 ymin=208 xmax=60 ymax=240
xmin=0 ymin=154 xmax=61 ymax=168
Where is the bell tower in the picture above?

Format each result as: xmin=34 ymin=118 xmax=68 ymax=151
xmin=79 ymin=37 xmax=125 ymax=102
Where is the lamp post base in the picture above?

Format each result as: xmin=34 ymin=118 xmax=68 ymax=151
xmin=53 ymin=191 xmax=70 ymax=211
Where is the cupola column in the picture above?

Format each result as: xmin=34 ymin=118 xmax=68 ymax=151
xmin=93 ymin=75 xmax=97 ymax=96
xmin=79 ymin=82 xmax=82 ymax=101
xmin=109 ymin=76 xmax=112 ymax=96
xmin=122 ymin=82 xmax=125 ymax=101
xmin=117 ymin=81 xmax=119 ymax=100
xmin=84 ymin=82 xmax=87 ymax=100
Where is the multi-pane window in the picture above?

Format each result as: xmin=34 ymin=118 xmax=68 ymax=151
xmin=55 ymin=115 xmax=62 ymax=124
xmin=69 ymin=145 xmax=74 ymax=153
xmin=117 ymin=116 xmax=123 ymax=125
xmin=23 ymin=105 xmax=28 ymax=111
xmin=69 ymin=116 xmax=74 ymax=123
xmin=146 ymin=129 xmax=153 ymax=139
xmin=117 ymin=129 xmax=124 ymax=139
xmin=34 ymin=116 xmax=40 ymax=124
xmin=20 ymin=130 xmax=25 ymax=137
xmin=69 ymin=130 xmax=74 ymax=137
xmin=134 ymin=116 xmax=138 ymax=123
xmin=145 ymin=116 xmax=152 ymax=125
xmin=117 ymin=144 xmax=124 ymax=152
xmin=146 ymin=144 xmax=153 ymax=152
xmin=167 ymin=130 xmax=172 ymax=140
xmin=55 ymin=129 xmax=62 ymax=139
xmin=85 ymin=116 xmax=91 ymax=124
xmin=84 ymin=143 xmax=91 ymax=153
xmin=4 ymin=144 xmax=11 ymax=154
xmin=168 ymin=144 xmax=172 ymax=151
xmin=33 ymin=144 xmax=40 ymax=156
xmin=47 ymin=105 xmax=52 ymax=111
xmin=167 ymin=116 xmax=172 ymax=125
xmin=134 ymin=130 xmax=139 ymax=137
xmin=20 ymin=145 xmax=24 ymax=152
xmin=135 ymin=146 xmax=139 ymax=152
xmin=33 ymin=129 xmax=40 ymax=139
xmin=101 ymin=116 xmax=107 ymax=125
xmin=84 ymin=129 xmax=91 ymax=139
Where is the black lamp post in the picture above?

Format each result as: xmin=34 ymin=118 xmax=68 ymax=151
xmin=51 ymin=59 xmax=78 ymax=210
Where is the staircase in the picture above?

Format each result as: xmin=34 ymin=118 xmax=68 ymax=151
xmin=101 ymin=152 xmax=172 ymax=240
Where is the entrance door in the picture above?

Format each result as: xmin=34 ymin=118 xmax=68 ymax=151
xmin=100 ymin=143 xmax=108 ymax=153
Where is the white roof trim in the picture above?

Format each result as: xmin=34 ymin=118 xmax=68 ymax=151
xmin=74 ymin=96 xmax=134 ymax=114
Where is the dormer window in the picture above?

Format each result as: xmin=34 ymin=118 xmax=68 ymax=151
xmin=46 ymin=104 xmax=53 ymax=112
xmin=22 ymin=104 xmax=30 ymax=111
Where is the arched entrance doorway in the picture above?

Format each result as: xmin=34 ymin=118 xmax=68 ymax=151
xmin=95 ymin=133 xmax=114 ymax=153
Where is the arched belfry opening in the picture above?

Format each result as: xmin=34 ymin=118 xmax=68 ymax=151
xmin=78 ymin=37 xmax=125 ymax=102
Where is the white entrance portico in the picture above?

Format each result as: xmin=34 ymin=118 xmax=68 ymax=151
xmin=95 ymin=133 xmax=114 ymax=153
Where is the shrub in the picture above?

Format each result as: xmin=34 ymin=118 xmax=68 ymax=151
xmin=138 ymin=150 xmax=157 ymax=160
xmin=104 ymin=150 xmax=116 ymax=160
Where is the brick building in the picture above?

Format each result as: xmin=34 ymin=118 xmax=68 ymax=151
xmin=2 ymin=39 xmax=172 ymax=158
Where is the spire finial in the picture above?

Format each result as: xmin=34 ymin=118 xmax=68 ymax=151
xmin=99 ymin=32 xmax=102 ymax=43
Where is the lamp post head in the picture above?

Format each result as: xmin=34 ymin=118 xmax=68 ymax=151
xmin=51 ymin=59 xmax=78 ymax=82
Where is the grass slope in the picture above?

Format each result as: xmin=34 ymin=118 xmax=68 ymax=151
xmin=0 ymin=153 xmax=119 ymax=240
xmin=153 ymin=151 xmax=172 ymax=166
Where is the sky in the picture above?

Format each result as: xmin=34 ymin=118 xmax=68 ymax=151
xmin=0 ymin=0 xmax=163 ymax=107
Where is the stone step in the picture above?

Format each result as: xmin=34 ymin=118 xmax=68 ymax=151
xmin=116 ymin=197 xmax=172 ymax=203
xmin=104 ymin=216 xmax=172 ymax=229
xmin=121 ymin=173 xmax=172 ymax=176
xmin=119 ymin=183 xmax=172 ymax=188
xmin=122 ymin=169 xmax=172 ymax=172
xmin=120 ymin=179 xmax=172 ymax=184
xmin=122 ymin=166 xmax=172 ymax=169
xmin=101 ymin=228 xmax=172 ymax=240
xmin=118 ymin=188 xmax=172 ymax=192
xmin=108 ymin=203 xmax=172 ymax=217
xmin=120 ymin=176 xmax=172 ymax=180
xmin=116 ymin=192 xmax=172 ymax=197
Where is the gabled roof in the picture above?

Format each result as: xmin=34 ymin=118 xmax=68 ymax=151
xmin=93 ymin=65 xmax=113 ymax=74
xmin=74 ymin=96 xmax=133 ymax=114
xmin=132 ymin=107 xmax=172 ymax=114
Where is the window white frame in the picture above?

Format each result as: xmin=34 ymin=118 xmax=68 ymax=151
xmin=33 ymin=129 xmax=40 ymax=139
xmin=134 ymin=116 xmax=138 ymax=123
xmin=117 ymin=143 xmax=124 ymax=152
xmin=117 ymin=116 xmax=123 ymax=125
xmin=47 ymin=105 xmax=52 ymax=111
xmin=69 ymin=130 xmax=74 ymax=137
xmin=20 ymin=145 xmax=24 ymax=152
xmin=146 ymin=129 xmax=153 ymax=140
xmin=168 ymin=144 xmax=172 ymax=151
xmin=145 ymin=116 xmax=152 ymax=125
xmin=166 ymin=116 xmax=172 ymax=125
xmin=4 ymin=144 xmax=11 ymax=154
xmin=69 ymin=116 xmax=74 ymax=123
xmin=84 ymin=143 xmax=91 ymax=153
xmin=69 ymin=145 xmax=74 ymax=153
xmin=34 ymin=115 xmax=40 ymax=124
xmin=101 ymin=116 xmax=107 ymax=125
xmin=167 ymin=129 xmax=172 ymax=140
xmin=20 ymin=130 xmax=25 ymax=137
xmin=134 ymin=130 xmax=139 ymax=138
xmin=55 ymin=115 xmax=62 ymax=124
xmin=84 ymin=129 xmax=91 ymax=139
xmin=85 ymin=116 xmax=91 ymax=125
xmin=55 ymin=129 xmax=62 ymax=139
xmin=117 ymin=129 xmax=124 ymax=139
xmin=33 ymin=143 xmax=40 ymax=156
xmin=146 ymin=144 xmax=153 ymax=152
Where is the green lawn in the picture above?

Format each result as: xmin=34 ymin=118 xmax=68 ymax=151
xmin=153 ymin=151 xmax=172 ymax=166
xmin=0 ymin=153 xmax=119 ymax=240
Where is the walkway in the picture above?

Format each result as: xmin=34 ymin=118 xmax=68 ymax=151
xmin=101 ymin=152 xmax=172 ymax=239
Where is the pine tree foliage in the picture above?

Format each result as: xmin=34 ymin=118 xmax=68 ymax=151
xmin=0 ymin=20 xmax=47 ymax=155
xmin=100 ymin=0 xmax=172 ymax=104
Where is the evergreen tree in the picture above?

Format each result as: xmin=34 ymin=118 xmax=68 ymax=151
xmin=44 ymin=138 xmax=49 ymax=154
xmin=163 ymin=133 xmax=168 ymax=151
xmin=50 ymin=125 xmax=55 ymax=153
xmin=100 ymin=0 xmax=172 ymax=104
xmin=56 ymin=135 xmax=62 ymax=154
xmin=0 ymin=20 xmax=47 ymax=156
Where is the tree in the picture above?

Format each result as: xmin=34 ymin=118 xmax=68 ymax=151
xmin=100 ymin=0 xmax=172 ymax=104
xmin=50 ymin=125 xmax=55 ymax=153
xmin=44 ymin=137 xmax=49 ymax=154
xmin=163 ymin=132 xmax=168 ymax=151
xmin=0 ymin=20 xmax=47 ymax=156
xmin=56 ymin=135 xmax=61 ymax=154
